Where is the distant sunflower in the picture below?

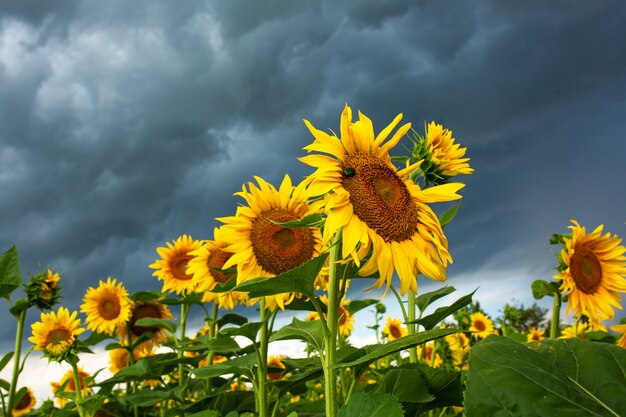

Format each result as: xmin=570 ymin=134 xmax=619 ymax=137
xmin=417 ymin=342 xmax=443 ymax=368
xmin=51 ymin=368 xmax=92 ymax=407
xmin=610 ymin=324 xmax=626 ymax=348
xmin=300 ymin=105 xmax=464 ymax=295
xmin=218 ymin=175 xmax=323 ymax=311
xmin=109 ymin=344 xmax=153 ymax=374
xmin=469 ymin=312 xmax=494 ymax=339
xmin=308 ymin=296 xmax=355 ymax=337
xmin=29 ymin=307 xmax=85 ymax=359
xmin=81 ymin=277 xmax=132 ymax=335
xmin=559 ymin=320 xmax=607 ymax=339
xmin=555 ymin=221 xmax=626 ymax=320
xmin=445 ymin=332 xmax=470 ymax=368
xmin=12 ymin=387 xmax=36 ymax=417
xmin=383 ymin=317 xmax=407 ymax=341
xmin=424 ymin=121 xmax=473 ymax=178
xmin=267 ymin=355 xmax=286 ymax=380
xmin=118 ymin=301 xmax=174 ymax=346
xmin=527 ymin=327 xmax=545 ymax=342
xmin=150 ymin=235 xmax=203 ymax=294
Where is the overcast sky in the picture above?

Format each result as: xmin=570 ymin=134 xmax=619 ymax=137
xmin=2 ymin=0 xmax=626 ymax=365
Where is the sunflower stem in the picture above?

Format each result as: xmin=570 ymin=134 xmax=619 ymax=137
xmin=324 ymin=228 xmax=342 ymax=417
xmin=407 ymin=289 xmax=418 ymax=363
xmin=126 ymin=325 xmax=139 ymax=417
xmin=7 ymin=308 xmax=26 ymax=416
xmin=69 ymin=359 xmax=87 ymax=417
xmin=550 ymin=293 xmax=561 ymax=339
xmin=257 ymin=298 xmax=269 ymax=417
xmin=206 ymin=301 xmax=219 ymax=393
xmin=178 ymin=302 xmax=189 ymax=389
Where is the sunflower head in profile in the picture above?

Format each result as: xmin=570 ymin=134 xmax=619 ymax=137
xmin=527 ymin=327 xmax=545 ymax=342
xmin=300 ymin=105 xmax=465 ymax=295
xmin=149 ymin=235 xmax=203 ymax=295
xmin=11 ymin=387 xmax=36 ymax=417
xmin=610 ymin=324 xmax=626 ymax=348
xmin=469 ymin=312 xmax=495 ymax=339
xmin=118 ymin=301 xmax=174 ymax=347
xmin=383 ymin=317 xmax=407 ymax=341
xmin=554 ymin=220 xmax=626 ymax=320
xmin=81 ymin=277 xmax=132 ymax=335
xmin=26 ymin=268 xmax=62 ymax=310
xmin=51 ymin=368 xmax=92 ymax=407
xmin=29 ymin=307 xmax=85 ymax=360
xmin=218 ymin=175 xmax=323 ymax=311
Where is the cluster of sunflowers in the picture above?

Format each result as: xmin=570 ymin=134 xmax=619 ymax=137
xmin=1 ymin=104 xmax=626 ymax=417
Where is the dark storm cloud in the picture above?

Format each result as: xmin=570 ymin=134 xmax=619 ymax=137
xmin=1 ymin=0 xmax=626 ymax=349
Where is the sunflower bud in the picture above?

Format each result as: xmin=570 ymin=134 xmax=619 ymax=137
xmin=25 ymin=269 xmax=61 ymax=310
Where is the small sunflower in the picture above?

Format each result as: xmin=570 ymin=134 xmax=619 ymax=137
xmin=267 ymin=355 xmax=287 ymax=380
xmin=383 ymin=317 xmax=408 ymax=341
xmin=559 ymin=320 xmax=607 ymax=339
xmin=445 ymin=332 xmax=470 ymax=368
xmin=51 ymin=368 xmax=92 ymax=407
xmin=417 ymin=342 xmax=443 ymax=368
xmin=308 ymin=296 xmax=355 ymax=337
xmin=555 ymin=220 xmax=626 ymax=320
xmin=11 ymin=387 xmax=36 ymax=417
xmin=109 ymin=344 xmax=153 ymax=374
xmin=118 ymin=301 xmax=174 ymax=347
xmin=527 ymin=327 xmax=545 ymax=342
xmin=26 ymin=268 xmax=62 ymax=310
xmin=469 ymin=312 xmax=494 ymax=339
xmin=218 ymin=175 xmax=323 ymax=311
xmin=81 ymin=277 xmax=132 ymax=335
xmin=300 ymin=105 xmax=464 ymax=295
xmin=150 ymin=235 xmax=203 ymax=295
xmin=29 ymin=307 xmax=85 ymax=359
xmin=610 ymin=324 xmax=626 ymax=348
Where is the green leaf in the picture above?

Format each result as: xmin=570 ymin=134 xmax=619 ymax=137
xmin=283 ymin=297 xmax=324 ymax=313
xmin=531 ymin=279 xmax=560 ymax=300
xmin=204 ymin=335 xmax=242 ymax=353
xmin=345 ymin=299 xmax=378 ymax=316
xmin=79 ymin=331 xmax=112 ymax=347
xmin=220 ymin=322 xmax=262 ymax=344
xmin=416 ymin=286 xmax=456 ymax=312
xmin=270 ymin=213 xmax=324 ymax=228
xmin=123 ymin=389 xmax=170 ymax=407
xmin=410 ymin=290 xmax=475 ymax=330
xmin=338 ymin=392 xmax=403 ymax=417
xmin=0 ymin=246 xmax=22 ymax=300
xmin=134 ymin=317 xmax=177 ymax=334
xmin=0 ymin=352 xmax=14 ymax=373
xmin=192 ymin=353 xmax=257 ymax=379
xmin=233 ymin=253 xmax=329 ymax=298
xmin=216 ymin=313 xmax=248 ymax=328
xmin=334 ymin=328 xmax=456 ymax=369
xmin=377 ymin=368 xmax=434 ymax=403
xmin=188 ymin=411 xmax=221 ymax=417
xmin=270 ymin=317 xmax=325 ymax=353
xmin=438 ymin=202 xmax=460 ymax=228
xmin=130 ymin=290 xmax=164 ymax=303
xmin=9 ymin=299 xmax=28 ymax=317
xmin=465 ymin=336 xmax=626 ymax=417
xmin=402 ymin=364 xmax=463 ymax=415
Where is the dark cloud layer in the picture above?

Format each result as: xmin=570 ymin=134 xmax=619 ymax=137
xmin=1 ymin=1 xmax=626 ymax=348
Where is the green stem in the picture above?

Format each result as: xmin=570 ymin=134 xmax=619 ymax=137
xmin=324 ymin=228 xmax=342 ymax=417
xmin=257 ymin=299 xmax=269 ymax=417
xmin=7 ymin=308 xmax=26 ymax=415
xmin=390 ymin=286 xmax=409 ymax=324
xmin=206 ymin=302 xmax=219 ymax=393
xmin=126 ymin=326 xmax=139 ymax=417
xmin=550 ymin=293 xmax=561 ymax=339
xmin=178 ymin=302 xmax=189 ymax=387
xmin=69 ymin=360 xmax=87 ymax=417
xmin=407 ymin=289 xmax=417 ymax=363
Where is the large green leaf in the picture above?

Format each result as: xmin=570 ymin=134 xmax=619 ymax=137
xmin=192 ymin=352 xmax=257 ymax=379
xmin=410 ymin=290 xmax=475 ymax=330
xmin=338 ymin=392 xmax=403 ymax=417
xmin=376 ymin=367 xmax=434 ymax=403
xmin=270 ymin=317 xmax=325 ymax=353
xmin=0 ymin=352 xmax=14 ymax=373
xmin=219 ymin=322 xmax=263 ymax=344
xmin=232 ymin=253 xmax=329 ymax=298
xmin=134 ymin=317 xmax=177 ymax=334
xmin=416 ymin=286 xmax=456 ymax=312
xmin=123 ymin=389 xmax=170 ymax=407
xmin=465 ymin=336 xmax=626 ymax=417
xmin=271 ymin=213 xmax=324 ymax=228
xmin=398 ymin=364 xmax=463 ymax=415
xmin=531 ymin=279 xmax=560 ymax=300
xmin=345 ymin=299 xmax=378 ymax=316
xmin=0 ymin=246 xmax=22 ymax=300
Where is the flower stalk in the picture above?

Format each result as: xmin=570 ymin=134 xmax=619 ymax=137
xmin=324 ymin=228 xmax=342 ymax=417
xmin=550 ymin=292 xmax=561 ymax=339
xmin=256 ymin=298 xmax=269 ymax=417
xmin=7 ymin=308 xmax=26 ymax=416
xmin=69 ymin=358 xmax=87 ymax=417
xmin=407 ymin=289 xmax=418 ymax=363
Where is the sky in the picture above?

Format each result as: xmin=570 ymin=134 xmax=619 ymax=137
xmin=1 ymin=0 xmax=626 ymax=401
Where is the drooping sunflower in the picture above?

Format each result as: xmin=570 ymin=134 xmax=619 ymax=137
xmin=300 ymin=105 xmax=464 ymax=295
xmin=149 ymin=235 xmax=203 ymax=295
xmin=26 ymin=268 xmax=62 ymax=310
xmin=51 ymin=368 xmax=92 ymax=407
xmin=11 ymin=387 xmax=36 ymax=417
xmin=469 ymin=312 xmax=495 ymax=339
xmin=218 ymin=175 xmax=323 ymax=311
xmin=118 ymin=301 xmax=174 ymax=347
xmin=526 ymin=327 xmax=545 ymax=342
xmin=383 ymin=317 xmax=407 ymax=341
xmin=555 ymin=220 xmax=626 ymax=320
xmin=188 ymin=227 xmax=245 ymax=310
xmin=81 ymin=277 xmax=132 ymax=335
xmin=610 ymin=324 xmax=626 ymax=348
xmin=29 ymin=307 xmax=85 ymax=359
xmin=423 ymin=121 xmax=473 ymax=178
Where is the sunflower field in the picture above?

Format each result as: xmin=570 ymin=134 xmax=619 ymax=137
xmin=1 ymin=105 xmax=625 ymax=417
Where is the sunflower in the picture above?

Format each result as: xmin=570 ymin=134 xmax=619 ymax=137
xmin=424 ymin=121 xmax=473 ymax=178
xmin=417 ymin=342 xmax=443 ymax=368
xmin=118 ymin=301 xmax=174 ymax=347
xmin=29 ymin=307 xmax=85 ymax=359
xmin=26 ymin=268 xmax=62 ymax=310
xmin=469 ymin=312 xmax=494 ymax=339
xmin=81 ymin=277 xmax=132 ymax=335
xmin=383 ymin=317 xmax=407 ymax=341
xmin=267 ymin=355 xmax=287 ymax=380
xmin=610 ymin=324 xmax=626 ymax=348
xmin=218 ymin=175 xmax=323 ymax=311
xmin=559 ymin=320 xmax=607 ymax=339
xmin=51 ymin=368 xmax=92 ymax=407
xmin=527 ymin=327 xmax=545 ymax=342
xmin=149 ymin=235 xmax=203 ymax=295
xmin=307 ymin=296 xmax=355 ymax=337
xmin=188 ymin=227 xmax=244 ymax=310
xmin=445 ymin=332 xmax=470 ymax=368
xmin=300 ymin=105 xmax=464 ymax=295
xmin=109 ymin=344 xmax=153 ymax=374
xmin=11 ymin=387 xmax=36 ymax=417
xmin=555 ymin=220 xmax=626 ymax=320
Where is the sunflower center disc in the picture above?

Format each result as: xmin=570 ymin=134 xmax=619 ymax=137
xmin=100 ymin=297 xmax=122 ymax=320
xmin=15 ymin=391 xmax=32 ymax=409
xmin=131 ymin=304 xmax=162 ymax=336
xmin=473 ymin=320 xmax=486 ymax=332
xmin=208 ymin=249 xmax=235 ymax=284
xmin=390 ymin=325 xmax=402 ymax=339
xmin=251 ymin=208 xmax=315 ymax=275
xmin=342 ymin=152 xmax=418 ymax=242
xmin=173 ymin=257 xmax=193 ymax=281
xmin=46 ymin=328 xmax=71 ymax=345
xmin=571 ymin=247 xmax=602 ymax=294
